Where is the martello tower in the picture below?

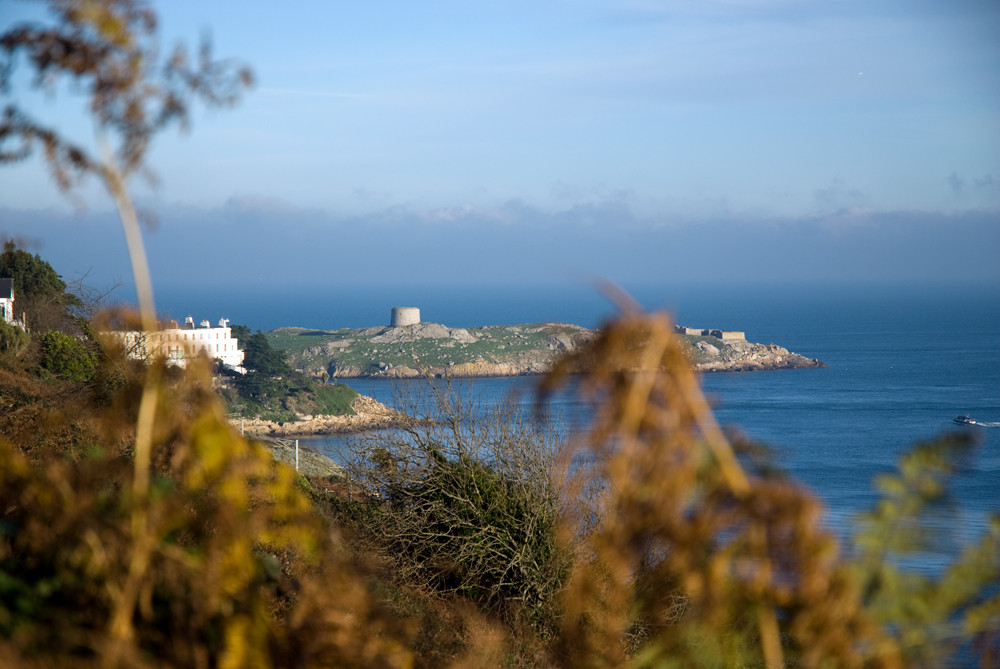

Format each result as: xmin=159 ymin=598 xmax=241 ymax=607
xmin=390 ymin=307 xmax=420 ymax=327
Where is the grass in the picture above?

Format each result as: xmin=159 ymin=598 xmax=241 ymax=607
xmin=312 ymin=382 xmax=358 ymax=415
xmin=268 ymin=323 xmax=595 ymax=376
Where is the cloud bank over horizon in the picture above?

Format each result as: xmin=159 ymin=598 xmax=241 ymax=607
xmin=3 ymin=200 xmax=997 ymax=299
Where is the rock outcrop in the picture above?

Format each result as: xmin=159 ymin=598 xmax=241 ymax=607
xmin=691 ymin=340 xmax=823 ymax=371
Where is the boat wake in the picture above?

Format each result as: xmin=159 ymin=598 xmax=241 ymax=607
xmin=952 ymin=415 xmax=998 ymax=428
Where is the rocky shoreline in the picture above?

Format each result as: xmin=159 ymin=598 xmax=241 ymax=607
xmin=232 ymin=395 xmax=413 ymax=438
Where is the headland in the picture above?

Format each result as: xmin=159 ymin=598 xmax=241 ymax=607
xmin=267 ymin=308 xmax=824 ymax=379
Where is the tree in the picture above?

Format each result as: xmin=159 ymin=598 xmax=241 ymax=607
xmin=230 ymin=323 xmax=251 ymax=343
xmin=241 ymin=330 xmax=292 ymax=377
xmin=0 ymin=239 xmax=81 ymax=332
xmin=231 ymin=327 xmax=292 ymax=403
xmin=67 ymin=269 xmax=125 ymax=322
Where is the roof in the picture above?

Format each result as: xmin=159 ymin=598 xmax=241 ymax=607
xmin=0 ymin=278 xmax=12 ymax=299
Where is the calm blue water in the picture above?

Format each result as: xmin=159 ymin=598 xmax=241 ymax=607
xmin=184 ymin=282 xmax=998 ymax=563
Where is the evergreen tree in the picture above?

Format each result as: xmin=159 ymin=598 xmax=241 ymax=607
xmin=240 ymin=329 xmax=291 ymax=376
xmin=0 ymin=240 xmax=81 ymax=332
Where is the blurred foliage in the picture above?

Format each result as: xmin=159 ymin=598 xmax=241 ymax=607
xmin=851 ymin=437 xmax=1000 ymax=666
xmin=0 ymin=0 xmax=253 ymax=192
xmin=542 ymin=313 xmax=890 ymax=668
xmin=0 ymin=358 xmax=415 ymax=668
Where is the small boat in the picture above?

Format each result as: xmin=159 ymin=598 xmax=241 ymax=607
xmin=953 ymin=415 xmax=977 ymax=425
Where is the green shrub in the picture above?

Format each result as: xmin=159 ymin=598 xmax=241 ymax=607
xmin=37 ymin=330 xmax=97 ymax=382
xmin=0 ymin=320 xmax=29 ymax=357
xmin=348 ymin=389 xmax=567 ymax=633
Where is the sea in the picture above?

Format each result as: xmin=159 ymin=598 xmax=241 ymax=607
xmin=162 ymin=281 xmax=1000 ymax=570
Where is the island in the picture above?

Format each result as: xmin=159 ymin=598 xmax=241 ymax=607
xmin=267 ymin=307 xmax=824 ymax=379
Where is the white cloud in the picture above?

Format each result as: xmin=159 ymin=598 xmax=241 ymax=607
xmin=258 ymin=87 xmax=366 ymax=100
xmin=223 ymin=194 xmax=302 ymax=215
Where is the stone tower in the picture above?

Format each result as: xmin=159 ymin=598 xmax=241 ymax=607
xmin=390 ymin=307 xmax=420 ymax=327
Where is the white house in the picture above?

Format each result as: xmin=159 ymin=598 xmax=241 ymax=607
xmin=118 ymin=316 xmax=245 ymax=371
xmin=0 ymin=278 xmax=25 ymax=330
xmin=0 ymin=278 xmax=13 ymax=324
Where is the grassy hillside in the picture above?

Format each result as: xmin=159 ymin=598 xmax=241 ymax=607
xmin=269 ymin=323 xmax=595 ymax=377
xmin=217 ymin=376 xmax=358 ymax=423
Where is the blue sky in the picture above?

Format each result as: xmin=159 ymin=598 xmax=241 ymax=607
xmin=1 ymin=0 xmax=998 ymax=293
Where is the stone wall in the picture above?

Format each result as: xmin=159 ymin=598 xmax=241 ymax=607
xmin=710 ymin=329 xmax=746 ymax=341
xmin=675 ymin=325 xmax=746 ymax=341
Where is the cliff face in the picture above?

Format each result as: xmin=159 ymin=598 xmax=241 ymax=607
xmin=269 ymin=323 xmax=824 ymax=378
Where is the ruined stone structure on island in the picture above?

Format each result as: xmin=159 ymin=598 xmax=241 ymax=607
xmin=710 ymin=329 xmax=746 ymax=341
xmin=390 ymin=307 xmax=421 ymax=327
xmin=674 ymin=324 xmax=746 ymax=341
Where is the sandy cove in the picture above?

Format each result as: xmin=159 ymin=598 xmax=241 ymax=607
xmin=232 ymin=395 xmax=414 ymax=437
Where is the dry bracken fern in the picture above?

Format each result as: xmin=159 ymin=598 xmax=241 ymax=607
xmin=542 ymin=309 xmax=903 ymax=668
